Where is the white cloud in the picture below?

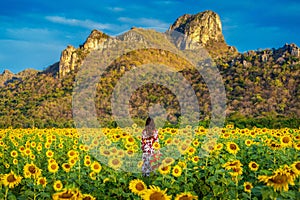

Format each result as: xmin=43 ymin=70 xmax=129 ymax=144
xmin=45 ymin=16 xmax=114 ymax=30
xmin=107 ymin=7 xmax=124 ymax=12
xmin=118 ymin=17 xmax=169 ymax=29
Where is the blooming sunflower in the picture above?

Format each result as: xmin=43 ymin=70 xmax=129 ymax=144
xmin=191 ymin=156 xmax=199 ymax=164
xmin=48 ymin=162 xmax=59 ymax=173
xmin=108 ymin=158 xmax=122 ymax=170
xmin=291 ymin=161 xmax=300 ymax=177
xmin=226 ymin=142 xmax=240 ymax=155
xmin=245 ymin=139 xmax=253 ymax=147
xmin=52 ymin=188 xmax=82 ymax=200
xmin=243 ymin=182 xmax=253 ymax=193
xmin=172 ymin=165 xmax=182 ymax=177
xmin=62 ymin=163 xmax=72 ymax=173
xmin=89 ymin=172 xmax=97 ymax=180
xmin=82 ymin=194 xmax=96 ymax=200
xmin=46 ymin=150 xmax=54 ymax=158
xmin=280 ymin=135 xmax=293 ymax=147
xmin=53 ymin=180 xmax=63 ymax=191
xmin=158 ymin=164 xmax=171 ymax=175
xmin=258 ymin=167 xmax=295 ymax=192
xmin=153 ymin=142 xmax=160 ymax=150
xmin=10 ymin=150 xmax=18 ymax=158
xmin=90 ymin=161 xmax=102 ymax=173
xmin=187 ymin=147 xmax=196 ymax=156
xmin=37 ymin=177 xmax=47 ymax=187
xmin=222 ymin=160 xmax=242 ymax=170
xmin=174 ymin=192 xmax=198 ymax=200
xmin=129 ymin=179 xmax=147 ymax=196
xmin=23 ymin=163 xmax=42 ymax=179
xmin=248 ymin=161 xmax=259 ymax=171
xmin=142 ymin=185 xmax=171 ymax=200
xmin=1 ymin=171 xmax=22 ymax=188
xmin=162 ymin=157 xmax=175 ymax=166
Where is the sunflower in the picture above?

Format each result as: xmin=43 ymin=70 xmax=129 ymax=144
xmin=37 ymin=177 xmax=47 ymax=187
xmin=158 ymin=164 xmax=171 ymax=175
xmin=84 ymin=159 xmax=92 ymax=167
xmin=258 ymin=167 xmax=295 ymax=192
xmin=46 ymin=150 xmax=54 ymax=158
xmin=82 ymin=194 xmax=96 ymax=200
xmin=153 ymin=142 xmax=160 ymax=150
xmin=24 ymin=148 xmax=31 ymax=156
xmin=165 ymin=138 xmax=172 ymax=145
xmin=187 ymin=147 xmax=196 ymax=156
xmin=67 ymin=150 xmax=77 ymax=157
xmin=142 ymin=185 xmax=171 ymax=200
xmin=226 ymin=142 xmax=240 ymax=155
xmin=294 ymin=142 xmax=300 ymax=150
xmin=172 ymin=165 xmax=182 ymax=177
xmin=178 ymin=161 xmax=187 ymax=169
xmin=245 ymin=139 xmax=253 ymax=147
xmin=108 ymin=158 xmax=122 ymax=170
xmin=280 ymin=135 xmax=293 ymax=147
xmin=62 ymin=163 xmax=72 ymax=173
xmin=191 ymin=156 xmax=199 ymax=164
xmin=162 ymin=157 xmax=175 ymax=166
xmin=48 ymin=162 xmax=59 ymax=173
xmin=1 ymin=171 xmax=22 ymax=188
xmin=90 ymin=161 xmax=102 ymax=173
xmin=13 ymin=159 xmax=18 ymax=165
xmin=89 ymin=172 xmax=97 ymax=180
xmin=10 ymin=150 xmax=18 ymax=158
xmin=222 ymin=160 xmax=242 ymax=170
xmin=68 ymin=158 xmax=77 ymax=166
xmin=53 ymin=180 xmax=63 ymax=191
xmin=192 ymin=139 xmax=200 ymax=147
xmin=174 ymin=192 xmax=198 ymax=200
xmin=23 ymin=163 xmax=42 ymax=179
xmin=129 ymin=179 xmax=147 ymax=196
xmin=243 ymin=182 xmax=253 ymax=193
xmin=52 ymin=188 xmax=83 ymax=200
xmin=215 ymin=143 xmax=223 ymax=151
xmin=229 ymin=166 xmax=243 ymax=177
xmin=291 ymin=161 xmax=300 ymax=177
xmin=248 ymin=161 xmax=259 ymax=171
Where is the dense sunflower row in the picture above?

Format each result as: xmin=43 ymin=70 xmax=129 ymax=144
xmin=0 ymin=126 xmax=299 ymax=199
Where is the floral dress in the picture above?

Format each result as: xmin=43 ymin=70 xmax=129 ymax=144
xmin=141 ymin=129 xmax=160 ymax=176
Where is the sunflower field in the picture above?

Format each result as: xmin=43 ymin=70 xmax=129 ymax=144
xmin=0 ymin=126 xmax=299 ymax=200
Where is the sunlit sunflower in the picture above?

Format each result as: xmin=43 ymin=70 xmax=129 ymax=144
xmin=91 ymin=161 xmax=102 ymax=173
xmin=245 ymin=139 xmax=253 ymax=147
xmin=89 ymin=172 xmax=97 ymax=180
xmin=129 ymin=179 xmax=147 ymax=196
xmin=1 ymin=171 xmax=22 ymax=188
xmin=158 ymin=164 xmax=171 ymax=175
xmin=187 ymin=147 xmax=196 ymax=156
xmin=48 ymin=162 xmax=59 ymax=173
xmin=165 ymin=138 xmax=172 ymax=145
xmin=53 ymin=180 xmax=63 ymax=191
xmin=46 ymin=150 xmax=54 ymax=158
xmin=229 ymin=166 xmax=243 ymax=177
xmin=10 ymin=150 xmax=18 ymax=158
xmin=52 ymin=188 xmax=82 ymax=200
xmin=162 ymin=157 xmax=175 ymax=166
xmin=294 ymin=143 xmax=300 ymax=150
xmin=178 ymin=161 xmax=187 ymax=169
xmin=62 ymin=163 xmax=72 ymax=173
xmin=174 ymin=192 xmax=198 ymax=200
xmin=153 ymin=142 xmax=160 ymax=150
xmin=291 ymin=161 xmax=300 ymax=177
xmin=172 ymin=165 xmax=182 ymax=177
xmin=248 ymin=161 xmax=259 ymax=171
xmin=68 ymin=158 xmax=77 ymax=166
xmin=243 ymin=182 xmax=253 ymax=193
xmin=82 ymin=194 xmax=96 ymax=200
xmin=280 ymin=135 xmax=293 ymax=147
xmin=226 ymin=142 xmax=240 ymax=155
xmin=258 ymin=167 xmax=295 ymax=192
xmin=108 ymin=158 xmax=122 ymax=170
xmin=37 ymin=177 xmax=47 ymax=187
xmin=13 ymin=159 xmax=18 ymax=165
xmin=142 ymin=185 xmax=171 ymax=200
xmin=24 ymin=148 xmax=31 ymax=156
xmin=23 ymin=163 xmax=42 ymax=179
xmin=215 ymin=143 xmax=223 ymax=151
xmin=84 ymin=158 xmax=92 ymax=167
xmin=222 ymin=160 xmax=242 ymax=170
xmin=191 ymin=156 xmax=200 ymax=164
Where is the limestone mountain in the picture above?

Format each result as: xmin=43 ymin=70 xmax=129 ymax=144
xmin=0 ymin=10 xmax=299 ymax=128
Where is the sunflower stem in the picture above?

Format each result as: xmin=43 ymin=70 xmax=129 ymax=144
xmin=4 ymin=187 xmax=8 ymax=200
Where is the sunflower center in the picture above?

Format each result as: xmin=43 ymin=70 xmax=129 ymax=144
xmin=112 ymin=159 xmax=119 ymax=165
xmin=83 ymin=197 xmax=92 ymax=200
xmin=252 ymin=163 xmax=257 ymax=168
xmin=150 ymin=191 xmax=165 ymax=200
xmin=29 ymin=166 xmax=36 ymax=173
xmin=246 ymin=185 xmax=251 ymax=190
xmin=174 ymin=169 xmax=179 ymax=173
xmin=282 ymin=137 xmax=290 ymax=143
xmin=295 ymin=163 xmax=300 ymax=170
xmin=51 ymin=164 xmax=57 ymax=170
xmin=135 ymin=182 xmax=145 ymax=191
xmin=60 ymin=191 xmax=73 ymax=198
xmin=178 ymin=195 xmax=189 ymax=200
xmin=230 ymin=144 xmax=237 ymax=150
xmin=94 ymin=164 xmax=100 ymax=170
xmin=271 ymin=174 xmax=287 ymax=184
xmin=7 ymin=174 xmax=17 ymax=182
xmin=39 ymin=179 xmax=45 ymax=184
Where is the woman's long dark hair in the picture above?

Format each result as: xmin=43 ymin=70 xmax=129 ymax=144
xmin=145 ymin=117 xmax=155 ymax=137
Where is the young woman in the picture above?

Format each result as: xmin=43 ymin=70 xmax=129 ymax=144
xmin=141 ymin=117 xmax=160 ymax=176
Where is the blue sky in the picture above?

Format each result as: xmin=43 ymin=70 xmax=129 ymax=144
xmin=1 ymin=0 xmax=300 ymax=73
